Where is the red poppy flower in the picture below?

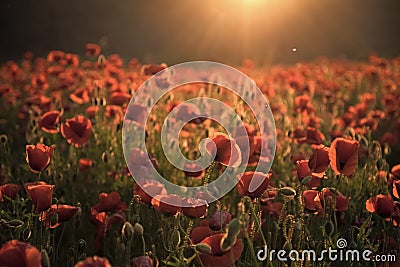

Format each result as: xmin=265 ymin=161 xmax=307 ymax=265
xmin=183 ymin=163 xmax=205 ymax=178
xmin=79 ymin=158 xmax=93 ymax=171
xmin=70 ymin=87 xmax=90 ymax=104
xmin=142 ymin=63 xmax=167 ymax=76
xmin=85 ymin=43 xmax=101 ymax=57
xmin=131 ymin=256 xmax=155 ymax=267
xmin=197 ymin=233 xmax=243 ymax=267
xmin=297 ymin=127 xmax=325 ymax=145
xmin=190 ymin=226 xmax=215 ymax=244
xmin=128 ymin=148 xmax=157 ymax=179
xmin=105 ymin=105 xmax=123 ymax=122
xmin=39 ymin=110 xmax=61 ymax=133
xmin=393 ymin=180 xmax=400 ymax=199
xmin=40 ymin=204 xmax=79 ymax=228
xmin=86 ymin=106 xmax=100 ymax=119
xmin=92 ymin=192 xmax=127 ymax=213
xmin=366 ymin=194 xmax=395 ymax=219
xmin=296 ymin=160 xmax=322 ymax=188
xmin=260 ymin=198 xmax=283 ymax=218
xmin=328 ymin=137 xmax=360 ymax=176
xmin=315 ymin=188 xmax=350 ymax=212
xmin=134 ymin=179 xmax=167 ymax=205
xmin=237 ymin=171 xmax=271 ymax=198
xmin=25 ymin=143 xmax=54 ymax=173
xmin=0 ymin=240 xmax=41 ymax=267
xmin=125 ymin=104 xmax=147 ymax=126
xmin=392 ymin=164 xmax=400 ymax=179
xmin=25 ymin=181 xmax=55 ymax=213
xmin=75 ymin=256 xmax=112 ymax=267
xmin=151 ymin=194 xmax=182 ymax=216
xmin=206 ymin=133 xmax=241 ymax=168
xmin=47 ymin=50 xmax=65 ymax=63
xmin=110 ymin=92 xmax=131 ymax=106
xmin=303 ymin=190 xmax=322 ymax=213
xmin=90 ymin=209 xmax=126 ymax=251
xmin=61 ymin=115 xmax=92 ymax=148
xmin=182 ymin=197 xmax=208 ymax=218
xmin=0 ymin=183 xmax=20 ymax=201
xmin=308 ymin=145 xmax=330 ymax=175
xmin=209 ymin=210 xmax=232 ymax=231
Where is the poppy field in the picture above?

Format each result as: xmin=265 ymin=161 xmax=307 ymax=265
xmin=0 ymin=44 xmax=400 ymax=267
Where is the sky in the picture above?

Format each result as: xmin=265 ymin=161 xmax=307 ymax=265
xmin=1 ymin=0 xmax=399 ymax=65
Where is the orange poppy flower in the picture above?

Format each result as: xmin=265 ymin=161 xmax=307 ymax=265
xmin=26 ymin=143 xmax=54 ymax=173
xmin=206 ymin=133 xmax=241 ymax=168
xmin=75 ymin=256 xmax=111 ymax=267
xmin=182 ymin=197 xmax=208 ymax=218
xmin=61 ymin=115 xmax=92 ymax=148
xmin=40 ymin=204 xmax=79 ymax=228
xmin=0 ymin=240 xmax=41 ymax=267
xmin=25 ymin=181 xmax=55 ymax=213
xmin=0 ymin=183 xmax=20 ymax=201
xmin=237 ymin=171 xmax=271 ymax=198
xmin=328 ymin=137 xmax=360 ymax=176
xmin=85 ymin=43 xmax=101 ymax=57
xmin=39 ymin=110 xmax=61 ymax=133
xmin=151 ymin=194 xmax=182 ymax=216
xmin=197 ymin=233 xmax=243 ymax=267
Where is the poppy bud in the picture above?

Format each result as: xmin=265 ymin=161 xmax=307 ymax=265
xmin=324 ymin=220 xmax=334 ymax=236
xmin=134 ymin=223 xmax=144 ymax=236
xmin=98 ymin=55 xmax=106 ymax=66
xmin=0 ymin=134 xmax=7 ymax=144
xmin=122 ymin=222 xmax=134 ymax=241
xmin=278 ymin=187 xmax=297 ymax=197
xmin=41 ymin=249 xmax=50 ymax=267
xmin=6 ymin=219 xmax=24 ymax=228
xmin=77 ymin=239 xmax=87 ymax=255
xmin=220 ymin=234 xmax=235 ymax=252
xmin=195 ymin=243 xmax=212 ymax=254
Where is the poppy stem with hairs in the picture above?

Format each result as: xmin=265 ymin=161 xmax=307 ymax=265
xmin=203 ymin=161 xmax=217 ymax=194
xmin=244 ymin=196 xmax=267 ymax=247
